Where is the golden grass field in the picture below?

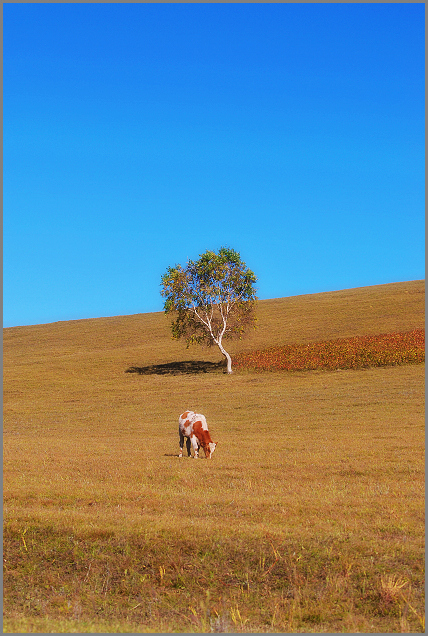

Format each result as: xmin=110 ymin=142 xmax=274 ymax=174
xmin=3 ymin=280 xmax=425 ymax=633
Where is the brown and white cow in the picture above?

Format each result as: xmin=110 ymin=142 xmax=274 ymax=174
xmin=178 ymin=411 xmax=218 ymax=459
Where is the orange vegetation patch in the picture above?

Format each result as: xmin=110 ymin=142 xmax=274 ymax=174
xmin=233 ymin=329 xmax=425 ymax=372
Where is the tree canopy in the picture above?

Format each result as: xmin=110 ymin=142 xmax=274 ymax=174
xmin=160 ymin=247 xmax=257 ymax=373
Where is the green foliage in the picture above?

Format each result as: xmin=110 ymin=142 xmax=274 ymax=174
xmin=161 ymin=247 xmax=257 ymax=356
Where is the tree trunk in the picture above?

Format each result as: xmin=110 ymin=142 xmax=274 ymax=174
xmin=217 ymin=340 xmax=233 ymax=374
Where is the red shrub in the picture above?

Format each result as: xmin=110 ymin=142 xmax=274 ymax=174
xmin=233 ymin=329 xmax=425 ymax=372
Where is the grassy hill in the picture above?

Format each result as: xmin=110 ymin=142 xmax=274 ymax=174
xmin=3 ymin=280 xmax=425 ymax=633
xmin=4 ymin=278 xmax=424 ymax=370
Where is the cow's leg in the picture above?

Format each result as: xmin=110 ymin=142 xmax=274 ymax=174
xmin=179 ymin=429 xmax=185 ymax=457
xmin=190 ymin=435 xmax=199 ymax=458
xmin=186 ymin=436 xmax=191 ymax=457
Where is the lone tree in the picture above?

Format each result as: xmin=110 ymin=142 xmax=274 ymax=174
xmin=161 ymin=247 xmax=257 ymax=374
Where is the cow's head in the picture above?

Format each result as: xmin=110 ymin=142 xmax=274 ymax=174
xmin=204 ymin=442 xmax=217 ymax=459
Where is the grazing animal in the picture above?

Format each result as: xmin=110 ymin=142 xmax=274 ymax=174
xmin=178 ymin=411 xmax=218 ymax=459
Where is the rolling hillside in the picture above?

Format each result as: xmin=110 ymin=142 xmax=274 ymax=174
xmin=4 ymin=279 xmax=425 ymax=373
xmin=3 ymin=280 xmax=425 ymax=633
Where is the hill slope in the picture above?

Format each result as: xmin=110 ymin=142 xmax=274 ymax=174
xmin=3 ymin=280 xmax=425 ymax=633
xmin=4 ymin=280 xmax=425 ymax=373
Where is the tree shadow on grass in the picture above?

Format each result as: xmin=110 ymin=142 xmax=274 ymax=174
xmin=125 ymin=360 xmax=226 ymax=376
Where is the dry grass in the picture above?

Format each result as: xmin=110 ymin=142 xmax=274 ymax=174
xmin=3 ymin=280 xmax=425 ymax=633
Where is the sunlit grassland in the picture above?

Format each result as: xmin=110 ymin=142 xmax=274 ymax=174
xmin=3 ymin=280 xmax=425 ymax=633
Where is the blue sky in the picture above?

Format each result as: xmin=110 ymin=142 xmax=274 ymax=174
xmin=4 ymin=3 xmax=425 ymax=328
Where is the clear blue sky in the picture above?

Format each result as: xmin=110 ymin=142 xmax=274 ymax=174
xmin=4 ymin=3 xmax=425 ymax=328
